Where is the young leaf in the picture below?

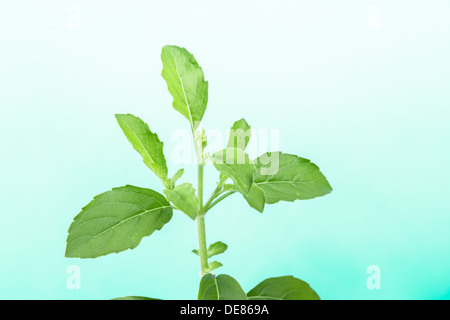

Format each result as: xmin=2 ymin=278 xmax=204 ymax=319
xmin=227 ymin=118 xmax=251 ymax=150
xmin=220 ymin=118 xmax=251 ymax=181
xmin=195 ymin=128 xmax=208 ymax=150
xmin=205 ymin=261 xmax=223 ymax=273
xmin=161 ymin=45 xmax=208 ymax=131
xmin=254 ymin=152 xmax=332 ymax=204
xmin=212 ymin=148 xmax=255 ymax=195
xmin=192 ymin=241 xmax=228 ymax=258
xmin=163 ymin=183 xmax=199 ymax=220
xmin=65 ymin=185 xmax=173 ymax=258
xmin=194 ymin=128 xmax=208 ymax=164
xmin=198 ymin=274 xmax=247 ymax=300
xmin=213 ymin=148 xmax=265 ymax=212
xmin=243 ymin=183 xmax=265 ymax=213
xmin=247 ymin=276 xmax=320 ymax=300
xmin=115 ymin=114 xmax=169 ymax=186
xmin=168 ymin=168 xmax=184 ymax=189
xmin=206 ymin=241 xmax=228 ymax=257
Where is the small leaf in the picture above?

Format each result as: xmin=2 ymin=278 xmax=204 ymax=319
xmin=212 ymin=148 xmax=255 ymax=195
xmin=161 ymin=45 xmax=208 ymax=131
xmin=247 ymin=276 xmax=320 ymax=300
xmin=168 ymin=168 xmax=184 ymax=189
xmin=254 ymin=152 xmax=332 ymax=204
xmin=243 ymin=183 xmax=265 ymax=213
xmin=111 ymin=296 xmax=161 ymax=300
xmin=115 ymin=114 xmax=169 ymax=186
xmin=220 ymin=119 xmax=251 ymax=181
xmin=193 ymin=241 xmax=228 ymax=258
xmin=195 ymin=128 xmax=208 ymax=150
xmin=227 ymin=118 xmax=251 ymax=150
xmin=206 ymin=241 xmax=228 ymax=258
xmin=205 ymin=261 xmax=223 ymax=273
xmin=163 ymin=183 xmax=199 ymax=220
xmin=194 ymin=128 xmax=208 ymax=164
xmin=198 ymin=274 xmax=247 ymax=300
xmin=65 ymin=185 xmax=173 ymax=258
xmin=213 ymin=148 xmax=265 ymax=212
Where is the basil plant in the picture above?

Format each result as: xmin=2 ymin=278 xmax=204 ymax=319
xmin=65 ymin=45 xmax=332 ymax=300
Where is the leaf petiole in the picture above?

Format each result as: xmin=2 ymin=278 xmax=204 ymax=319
xmin=205 ymin=191 xmax=236 ymax=212
xmin=203 ymin=175 xmax=229 ymax=212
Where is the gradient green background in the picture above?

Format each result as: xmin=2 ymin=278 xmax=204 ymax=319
xmin=1 ymin=1 xmax=449 ymax=300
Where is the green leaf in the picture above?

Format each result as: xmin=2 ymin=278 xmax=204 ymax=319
xmin=243 ymin=183 xmax=265 ymax=213
xmin=221 ymin=119 xmax=251 ymax=181
xmin=198 ymin=274 xmax=247 ymax=300
xmin=254 ymin=152 xmax=332 ymax=204
xmin=206 ymin=241 xmax=228 ymax=257
xmin=247 ymin=276 xmax=320 ymax=300
xmin=205 ymin=261 xmax=223 ymax=273
xmin=193 ymin=241 xmax=228 ymax=258
xmin=115 ymin=114 xmax=169 ymax=186
xmin=65 ymin=185 xmax=173 ymax=258
xmin=212 ymin=148 xmax=255 ymax=195
xmin=111 ymin=296 xmax=161 ymax=300
xmin=213 ymin=148 xmax=265 ymax=212
xmin=163 ymin=183 xmax=199 ymax=220
xmin=161 ymin=45 xmax=208 ymax=131
xmin=195 ymin=128 xmax=208 ymax=150
xmin=168 ymin=168 xmax=184 ymax=189
xmin=227 ymin=118 xmax=251 ymax=150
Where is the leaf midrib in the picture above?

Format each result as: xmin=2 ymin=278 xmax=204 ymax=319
xmin=256 ymin=179 xmax=325 ymax=185
xmin=121 ymin=119 xmax=159 ymax=170
xmin=70 ymin=205 xmax=171 ymax=245
xmin=165 ymin=48 xmax=194 ymax=130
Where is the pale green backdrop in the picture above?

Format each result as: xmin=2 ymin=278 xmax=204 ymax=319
xmin=0 ymin=0 xmax=449 ymax=299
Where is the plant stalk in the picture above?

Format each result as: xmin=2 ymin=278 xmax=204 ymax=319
xmin=206 ymin=191 xmax=235 ymax=212
xmin=196 ymin=212 xmax=208 ymax=275
xmin=196 ymin=159 xmax=208 ymax=275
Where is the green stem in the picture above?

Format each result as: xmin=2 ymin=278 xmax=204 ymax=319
xmin=198 ymin=164 xmax=204 ymax=211
xmin=206 ymin=191 xmax=236 ymax=212
xmin=196 ymin=161 xmax=208 ymax=275
xmin=203 ymin=184 xmax=222 ymax=211
xmin=203 ymin=175 xmax=228 ymax=212
xmin=196 ymin=213 xmax=208 ymax=275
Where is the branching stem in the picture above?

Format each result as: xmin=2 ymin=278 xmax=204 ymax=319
xmin=206 ymin=191 xmax=236 ymax=212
